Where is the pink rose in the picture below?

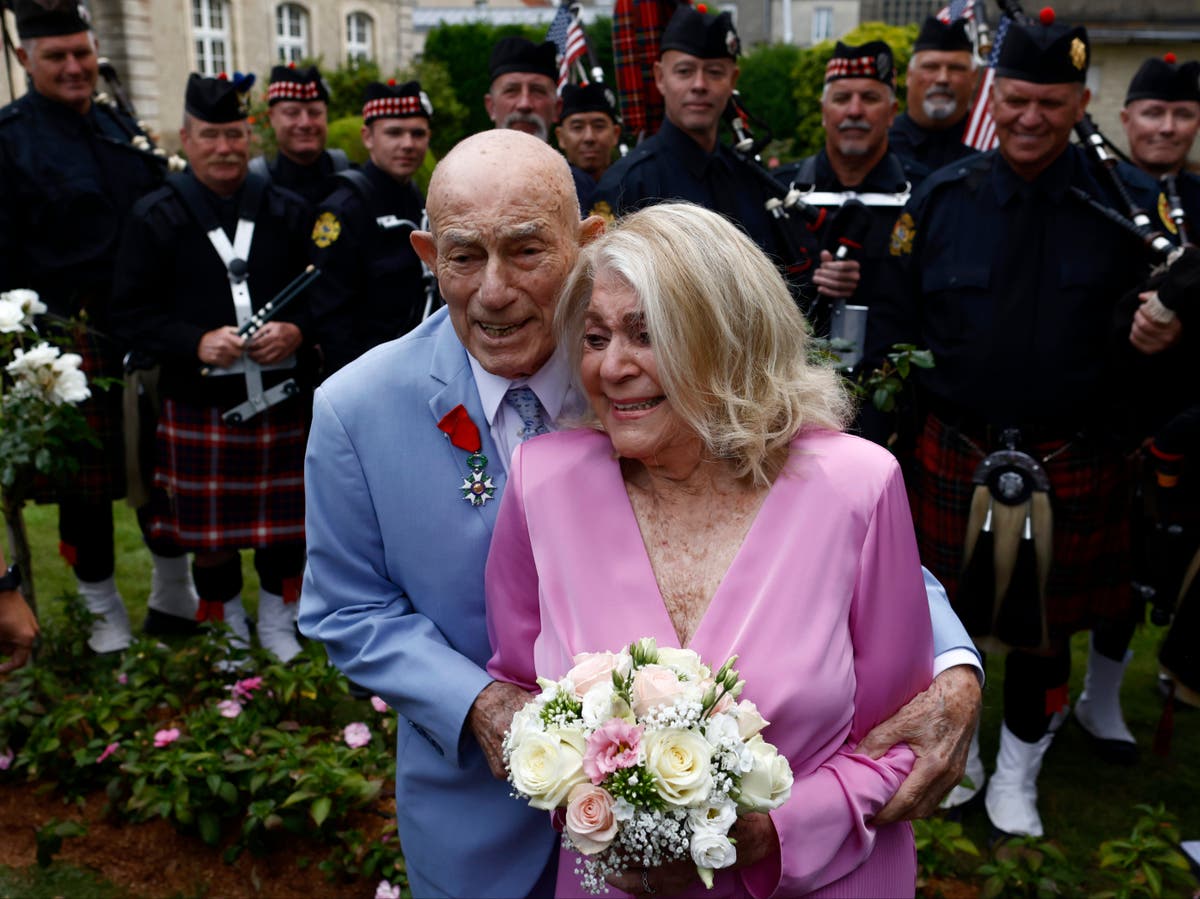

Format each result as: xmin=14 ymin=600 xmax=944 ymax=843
xmin=343 ymin=722 xmax=371 ymax=748
xmin=370 ymin=695 xmax=390 ymax=714
xmin=564 ymin=783 xmax=618 ymax=855
xmin=631 ymin=665 xmax=685 ymax=717
xmin=153 ymin=728 xmax=181 ymax=748
xmin=97 ymin=742 xmax=119 ymax=764
xmin=583 ymin=718 xmax=643 ymax=784
xmin=217 ymin=699 xmax=243 ymax=719
xmin=566 ymin=652 xmax=622 ymax=698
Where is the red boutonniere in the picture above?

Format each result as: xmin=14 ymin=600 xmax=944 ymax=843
xmin=438 ymin=405 xmax=495 ymax=506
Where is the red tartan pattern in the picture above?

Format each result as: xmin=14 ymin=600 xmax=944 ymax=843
xmin=147 ymin=397 xmax=306 ymax=552
xmin=30 ymin=328 xmax=126 ymax=504
xmin=910 ymin=414 xmax=1133 ymax=637
xmin=613 ymin=0 xmax=681 ymax=138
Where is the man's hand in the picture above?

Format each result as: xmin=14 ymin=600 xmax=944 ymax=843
xmin=1130 ymin=292 xmax=1183 ymax=355
xmin=607 ymin=857 xmax=699 ymax=897
xmin=0 ymin=590 xmax=39 ymax=675
xmin=198 ymin=326 xmax=245 ymax=368
xmin=811 ymin=250 xmax=861 ymax=299
xmin=468 ymin=680 xmax=533 ymax=779
xmin=246 ymin=321 xmax=303 ymax=365
xmin=855 ymin=664 xmax=982 ymax=824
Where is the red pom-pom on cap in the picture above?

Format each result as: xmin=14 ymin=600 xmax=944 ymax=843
xmin=696 ymin=2 xmax=708 ymax=13
xmin=288 ymin=61 xmax=296 ymax=69
xmin=1164 ymin=52 xmax=1177 ymax=64
xmin=217 ymin=71 xmax=228 ymax=80
xmin=1039 ymin=6 xmax=1055 ymax=25
xmin=387 ymin=78 xmax=396 ymax=87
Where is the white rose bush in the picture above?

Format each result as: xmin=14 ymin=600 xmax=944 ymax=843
xmin=0 ymin=289 xmax=97 ymax=609
xmin=504 ymin=638 xmax=793 ymax=893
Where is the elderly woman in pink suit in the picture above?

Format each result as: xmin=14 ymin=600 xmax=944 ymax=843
xmin=486 ymin=202 xmax=933 ymax=898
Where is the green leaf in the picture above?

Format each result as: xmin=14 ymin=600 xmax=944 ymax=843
xmin=872 ymin=387 xmax=894 ymax=412
xmin=1142 ymin=862 xmax=1161 ymax=897
xmin=219 ymin=781 xmax=238 ymax=804
xmin=310 ymin=796 xmax=332 ymax=827
xmin=206 ymin=774 xmax=221 ymax=796
xmin=198 ymin=811 xmax=221 ymax=846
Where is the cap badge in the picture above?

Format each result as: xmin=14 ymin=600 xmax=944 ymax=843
xmin=1069 ymin=37 xmax=1086 ymax=71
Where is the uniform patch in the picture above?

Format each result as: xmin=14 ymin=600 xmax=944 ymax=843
xmin=889 ymin=212 xmax=916 ymax=256
xmin=1158 ymin=192 xmax=1178 ymax=235
xmin=311 ymin=211 xmax=341 ymax=248
xmin=589 ymin=200 xmax=615 ymax=225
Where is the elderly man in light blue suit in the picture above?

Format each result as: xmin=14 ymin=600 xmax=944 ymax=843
xmin=300 ymin=130 xmax=983 ymax=898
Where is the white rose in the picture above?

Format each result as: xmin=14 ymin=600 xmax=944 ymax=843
xmin=49 ymin=354 xmax=90 ymax=404
xmin=0 ymin=299 xmax=25 ymax=333
xmin=733 ymin=700 xmax=769 ymax=741
xmin=687 ymin=797 xmax=737 ymax=835
xmin=507 ymin=702 xmax=545 ymax=745
xmin=656 ymin=647 xmax=708 ymax=682
xmin=7 ymin=341 xmax=59 ymax=375
xmin=737 ymin=735 xmax=793 ymax=812
xmin=4 ymin=288 xmax=46 ymax=324
xmin=690 ymin=829 xmax=738 ymax=871
xmin=644 ymin=727 xmax=713 ymax=807
xmin=508 ymin=727 xmax=588 ymax=810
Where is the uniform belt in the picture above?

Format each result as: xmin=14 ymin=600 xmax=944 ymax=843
xmin=926 ymin=406 xmax=1083 ymax=450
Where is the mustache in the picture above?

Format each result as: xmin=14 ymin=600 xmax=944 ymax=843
xmin=836 ymin=121 xmax=872 ymax=134
xmin=502 ymin=113 xmax=549 ymax=142
xmin=926 ymin=87 xmax=956 ymax=99
xmin=210 ymin=155 xmax=244 ymax=165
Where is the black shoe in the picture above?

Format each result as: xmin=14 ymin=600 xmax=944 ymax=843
xmin=1072 ymin=713 xmax=1138 ymax=766
xmin=143 ymin=607 xmax=202 ymax=637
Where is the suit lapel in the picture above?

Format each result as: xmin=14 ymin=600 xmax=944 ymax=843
xmin=427 ymin=318 xmax=508 ymax=528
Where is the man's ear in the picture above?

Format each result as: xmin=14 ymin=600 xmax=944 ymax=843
xmin=411 ymin=230 xmax=438 ymax=269
xmin=579 ymin=215 xmax=606 ymax=246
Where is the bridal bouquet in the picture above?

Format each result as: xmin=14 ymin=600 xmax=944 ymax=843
xmin=504 ymin=638 xmax=793 ymax=893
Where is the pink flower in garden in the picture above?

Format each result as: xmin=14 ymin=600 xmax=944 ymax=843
xmin=96 ymin=742 xmax=119 ymax=764
xmin=153 ymin=728 xmax=181 ymax=748
xmin=217 ymin=699 xmax=243 ymax=719
xmin=582 ymin=718 xmax=643 ymax=784
xmin=231 ymin=676 xmax=264 ymax=701
xmin=117 ymin=672 xmax=128 ymax=685
xmin=375 ymin=881 xmax=402 ymax=899
xmin=343 ymin=722 xmax=371 ymax=748
xmin=0 ymin=747 xmax=12 ymax=770
xmin=370 ymin=695 xmax=390 ymax=714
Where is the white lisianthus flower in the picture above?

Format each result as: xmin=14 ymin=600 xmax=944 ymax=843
xmin=691 ymin=828 xmax=738 ymax=871
xmin=703 ymin=711 xmax=742 ymax=749
xmin=508 ymin=727 xmax=588 ymax=810
xmin=581 ymin=680 xmax=633 ymax=729
xmin=0 ymin=299 xmax=25 ymax=333
xmin=49 ymin=353 xmax=90 ymax=404
xmin=737 ymin=735 xmax=794 ymax=812
xmin=643 ymin=727 xmax=714 ymax=806
xmin=656 ymin=646 xmax=709 ymax=682
xmin=3 ymin=288 xmax=47 ymax=325
xmin=688 ymin=797 xmax=737 ymax=835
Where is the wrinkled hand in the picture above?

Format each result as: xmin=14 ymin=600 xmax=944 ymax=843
xmin=0 ymin=590 xmax=39 ymax=675
xmin=812 ymin=250 xmax=861 ymax=299
xmin=198 ymin=326 xmax=244 ymax=368
xmin=856 ymin=664 xmax=982 ymax=825
xmin=607 ymin=857 xmax=699 ymax=897
xmin=468 ymin=680 xmax=533 ymax=779
xmin=1129 ymin=293 xmax=1183 ymax=355
xmin=246 ymin=321 xmax=303 ymax=365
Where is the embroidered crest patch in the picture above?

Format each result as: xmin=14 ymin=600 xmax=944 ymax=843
xmin=312 ymin=211 xmax=341 ymax=248
xmin=889 ymin=212 xmax=916 ymax=256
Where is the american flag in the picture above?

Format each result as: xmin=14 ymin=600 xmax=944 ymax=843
xmin=936 ymin=0 xmax=973 ymax=23
xmin=961 ymin=5 xmax=1012 ymax=150
xmin=547 ymin=2 xmax=589 ymax=90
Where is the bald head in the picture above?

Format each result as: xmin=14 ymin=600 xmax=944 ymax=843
xmin=412 ymin=129 xmax=604 ymax=380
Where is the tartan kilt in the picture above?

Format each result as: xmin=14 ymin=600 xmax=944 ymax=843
xmin=30 ymin=328 xmax=126 ymax=504
xmin=910 ymin=413 xmax=1133 ymax=638
xmin=146 ymin=397 xmax=306 ymax=552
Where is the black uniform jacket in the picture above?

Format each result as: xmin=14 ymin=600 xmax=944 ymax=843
xmin=888 ymin=113 xmax=978 ymax=189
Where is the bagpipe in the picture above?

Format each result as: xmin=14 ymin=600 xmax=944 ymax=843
xmin=94 ymin=57 xmax=187 ymax=172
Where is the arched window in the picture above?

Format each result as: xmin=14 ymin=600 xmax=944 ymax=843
xmin=275 ymin=3 xmax=310 ymax=63
xmin=346 ymin=11 xmax=374 ymax=64
xmin=192 ymin=0 xmax=230 ymax=76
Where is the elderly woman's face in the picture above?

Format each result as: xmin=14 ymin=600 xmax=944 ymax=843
xmin=580 ymin=273 xmax=694 ymax=465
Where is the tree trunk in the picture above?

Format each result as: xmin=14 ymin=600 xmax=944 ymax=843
xmin=3 ymin=492 xmax=35 ymax=616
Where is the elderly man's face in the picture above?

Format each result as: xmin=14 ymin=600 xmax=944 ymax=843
xmin=179 ymin=116 xmax=251 ymax=197
xmin=486 ymin=73 xmax=560 ymax=142
xmin=268 ymin=100 xmax=328 ymax=165
xmin=413 ymin=136 xmax=603 ymax=380
xmin=992 ymin=77 xmax=1089 ymax=180
xmin=18 ymin=31 xmax=99 ymax=113
xmin=1121 ymin=98 xmax=1200 ymax=176
xmin=822 ymin=77 xmax=897 ymax=161
xmin=907 ymin=50 xmax=976 ymax=129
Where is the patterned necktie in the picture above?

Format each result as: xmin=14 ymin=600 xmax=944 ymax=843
xmin=505 ymin=386 xmax=551 ymax=441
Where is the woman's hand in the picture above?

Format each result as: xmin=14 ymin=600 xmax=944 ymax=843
xmin=607 ymin=858 xmax=699 ymax=897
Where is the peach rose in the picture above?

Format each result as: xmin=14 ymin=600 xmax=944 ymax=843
xmin=567 ymin=651 xmax=625 ymax=698
xmin=564 ymin=783 xmax=619 ymax=855
xmin=631 ymin=665 xmax=685 ymax=717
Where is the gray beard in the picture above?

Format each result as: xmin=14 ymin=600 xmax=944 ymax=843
xmin=921 ymin=95 xmax=960 ymax=122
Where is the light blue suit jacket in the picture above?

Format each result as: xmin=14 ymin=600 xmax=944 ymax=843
xmin=300 ymin=309 xmax=978 ymax=897
xmin=299 ymin=310 xmax=555 ymax=898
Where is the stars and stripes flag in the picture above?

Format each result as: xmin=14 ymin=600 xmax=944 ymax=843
xmin=959 ymin=2 xmax=1012 ymax=150
xmin=547 ymin=2 xmax=589 ymax=90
